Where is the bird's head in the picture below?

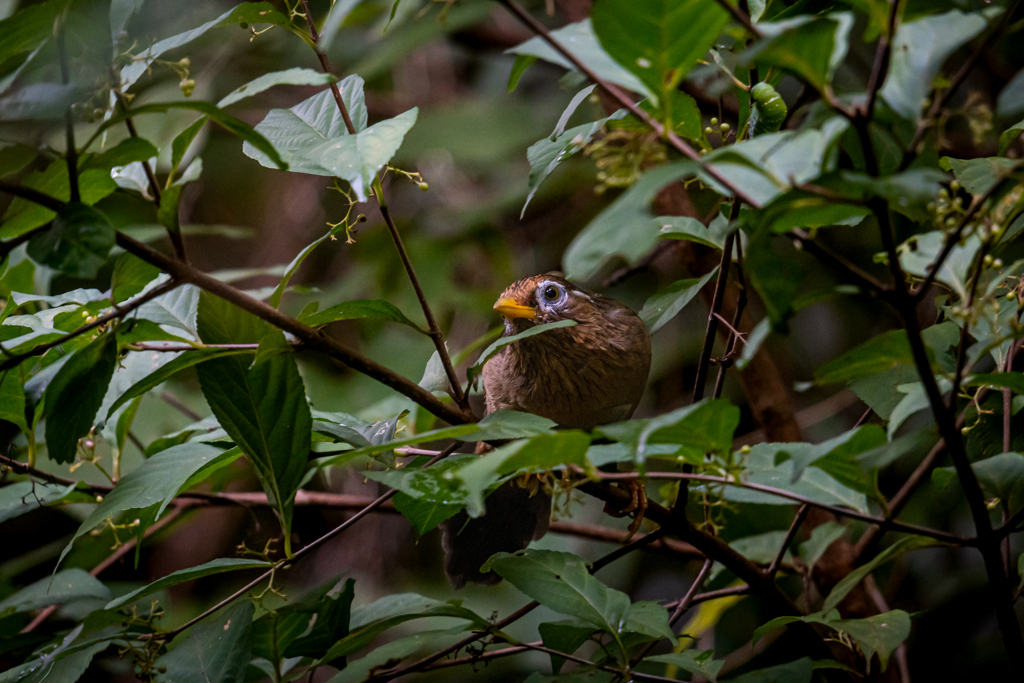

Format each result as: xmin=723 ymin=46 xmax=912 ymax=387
xmin=492 ymin=274 xmax=597 ymax=334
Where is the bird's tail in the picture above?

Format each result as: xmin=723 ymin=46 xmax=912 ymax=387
xmin=441 ymin=481 xmax=551 ymax=588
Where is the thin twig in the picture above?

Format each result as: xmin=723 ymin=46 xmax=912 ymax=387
xmin=713 ymin=239 xmax=746 ymax=399
xmin=297 ymin=0 xmax=468 ymax=413
xmin=21 ymin=505 xmax=183 ymax=633
xmin=862 ymin=0 xmax=901 ymax=121
xmin=592 ymin=471 xmax=967 ymax=545
xmin=631 ymin=558 xmax=714 ymax=664
xmin=768 ymin=504 xmax=809 ymax=577
xmin=0 ymin=180 xmax=66 ymax=212
xmin=0 ymin=279 xmax=181 ymax=373
xmin=790 ymin=228 xmax=891 ymax=297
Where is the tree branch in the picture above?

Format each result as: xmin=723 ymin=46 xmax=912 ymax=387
xmin=113 ymin=231 xmax=474 ymax=425
xmin=768 ymin=503 xmax=809 ymax=577
xmin=0 ymin=278 xmax=181 ymax=373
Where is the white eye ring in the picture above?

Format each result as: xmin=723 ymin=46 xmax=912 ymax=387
xmin=539 ymin=282 xmax=565 ymax=305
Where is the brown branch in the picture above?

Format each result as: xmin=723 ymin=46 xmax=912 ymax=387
xmin=56 ymin=16 xmax=79 ymax=204
xmin=861 ymin=0 xmax=901 ymax=121
xmin=113 ymin=232 xmax=474 ymax=426
xmin=713 ymin=0 xmax=762 ymax=39
xmin=0 ymin=279 xmax=181 ymax=373
xmin=790 ymin=228 xmax=891 ymax=297
xmin=0 ymin=180 xmax=66 ymax=212
xmin=632 ymin=558 xmax=714 ymax=664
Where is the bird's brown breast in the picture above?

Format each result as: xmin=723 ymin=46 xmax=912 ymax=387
xmin=482 ymin=293 xmax=651 ymax=429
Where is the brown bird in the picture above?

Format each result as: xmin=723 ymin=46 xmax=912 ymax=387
xmin=442 ymin=273 xmax=652 ymax=587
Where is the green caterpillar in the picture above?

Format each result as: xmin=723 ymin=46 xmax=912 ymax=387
xmin=750 ymin=82 xmax=787 ymax=136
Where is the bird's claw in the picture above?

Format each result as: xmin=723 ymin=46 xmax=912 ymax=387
xmin=603 ymin=480 xmax=648 ymax=541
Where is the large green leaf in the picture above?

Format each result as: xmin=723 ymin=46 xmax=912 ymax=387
xmin=945 ymin=156 xmax=1022 ymax=197
xmin=563 ymin=162 xmax=698 ymax=280
xmin=300 ymin=298 xmax=424 ymax=331
xmin=729 ymin=657 xmax=813 ymax=683
xmin=43 ymin=332 xmax=118 ymax=464
xmin=592 ymin=0 xmax=728 ymax=109
xmin=597 ymin=398 xmax=740 ymax=465
xmin=880 ymin=9 xmax=988 ymax=122
xmin=507 ymin=20 xmax=653 ymax=99
xmin=243 ymin=77 xmax=415 ymax=200
xmin=0 ymin=161 xmax=117 ymax=239
xmin=58 ymin=443 xmax=235 ymax=568
xmin=724 ymin=442 xmax=870 ymax=513
xmin=106 ymin=558 xmax=272 ymax=611
xmin=0 ymin=2 xmax=53 ymax=66
xmin=217 ymin=68 xmax=337 ymax=108
xmin=646 ymin=651 xmax=723 ymax=682
xmin=744 ymin=14 xmax=853 ymax=92
xmin=106 ymin=347 xmax=255 ymax=419
xmin=0 ymin=570 xmax=109 ymax=618
xmin=156 ymin=600 xmax=254 ymax=683
xmin=484 ymin=549 xmax=631 ymax=647
xmin=195 ymin=294 xmax=312 ymax=544
xmin=815 ymin=329 xmax=917 ymax=385
xmin=26 ymin=202 xmax=115 ymax=279
xmin=639 ymin=268 xmax=717 ymax=334
xmin=0 ymin=480 xmax=77 ymax=525
xmin=539 ymin=621 xmax=596 ymax=675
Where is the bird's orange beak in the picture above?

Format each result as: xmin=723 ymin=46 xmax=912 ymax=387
xmin=493 ymin=297 xmax=536 ymax=321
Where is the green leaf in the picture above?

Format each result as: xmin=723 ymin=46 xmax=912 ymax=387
xmin=971 ymin=452 xmax=1024 ymax=504
xmin=745 ymin=228 xmax=805 ymax=330
xmin=563 ymin=162 xmax=698 ymax=280
xmin=92 ymin=100 xmax=288 ymax=172
xmin=623 ymin=601 xmax=675 ymax=642
xmin=737 ymin=317 xmax=771 ymax=371
xmin=284 ymin=578 xmax=355 ymax=659
xmin=646 ymin=650 xmax=723 ymax=683
xmin=243 ymin=79 xmax=416 ymax=201
xmin=999 ymin=118 xmax=1024 ymax=157
xmin=507 ymin=20 xmax=653 ymax=99
xmin=299 ymin=298 xmax=424 ymax=331
xmin=0 ymin=82 xmax=81 ymax=121
xmin=798 ymin=520 xmax=846 ymax=571
xmin=657 ymin=215 xmax=727 ymax=250
xmin=0 ymin=2 xmax=53 ymax=66
xmin=945 ymin=156 xmax=1022 ymax=197
xmin=320 ymin=0 xmax=363 ymax=51
xmin=110 ymin=0 xmax=146 ymax=39
xmin=789 ymin=424 xmax=886 ymax=492
xmin=106 ymin=347 xmax=255 ymax=419
xmin=824 ymin=537 xmax=934 ymax=613
xmin=217 ymin=68 xmax=337 ymax=108
xmin=522 ymin=111 xmax=626 ymax=217
xmin=998 ymin=68 xmax=1024 ymax=119
xmin=484 ymin=549 xmax=631 ymax=642
xmin=0 ymin=367 xmax=28 ymax=434
xmin=393 ymin=490 xmax=463 ymax=536
xmin=27 ymin=202 xmax=115 ymax=279
xmin=639 ymin=268 xmax=717 ymax=334
xmin=598 ymin=398 xmax=740 ymax=465
xmin=0 ymin=624 xmax=112 ymax=683
xmin=327 ymin=627 xmax=468 ymax=683
xmin=591 ymin=0 xmax=729 ymax=108
xmin=106 ymin=558 xmax=271 ymax=611
xmin=0 ymin=480 xmax=77 ymax=525
xmin=79 ymin=137 xmax=159 ymax=173
xmin=111 ymin=253 xmax=161 ymax=304
xmin=815 ymin=329 xmax=917 ymax=385
xmin=729 ymin=657 xmax=812 ymax=683
xmin=0 ymin=570 xmax=109 ymax=618
xmin=0 ymin=160 xmax=117 ymax=239
xmin=835 ymin=610 xmax=911 ymax=672
xmin=458 ymin=431 xmax=591 ymax=517
xmin=468 ymin=320 xmax=577 ymax=385
xmin=965 ymin=373 xmax=1024 ymax=395
xmin=58 ymin=444 xmax=234 ymax=569
xmin=880 ymin=9 xmax=988 ymax=122
xmin=195 ymin=294 xmax=312 ymax=542
xmin=744 ymin=14 xmax=853 ymax=92
xmin=539 ymin=621 xmax=595 ymax=674
xmin=43 ymin=332 xmax=118 ymax=464
xmin=723 ymin=442 xmax=870 ymax=513
xmin=119 ymin=2 xmax=297 ymax=89
xmin=156 ymin=600 xmax=254 ymax=683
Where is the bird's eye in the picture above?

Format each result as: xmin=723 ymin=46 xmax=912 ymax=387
xmin=542 ymin=285 xmax=560 ymax=301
